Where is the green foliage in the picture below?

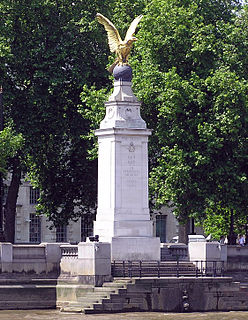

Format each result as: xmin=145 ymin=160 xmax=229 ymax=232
xmin=78 ymin=85 xmax=108 ymax=160
xmin=130 ymin=0 xmax=248 ymax=234
xmin=1 ymin=0 xmax=248 ymax=237
xmin=0 ymin=0 xmax=115 ymax=226
xmin=0 ymin=125 xmax=23 ymax=174
xmin=202 ymin=205 xmax=246 ymax=240
xmin=77 ymin=0 xmax=248 ymax=236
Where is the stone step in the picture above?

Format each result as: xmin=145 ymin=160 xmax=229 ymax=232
xmin=84 ymin=303 xmax=104 ymax=314
xmin=62 ymin=300 xmax=106 ymax=313
xmin=113 ymin=279 xmax=135 ymax=283
xmin=76 ymin=296 xmax=105 ymax=303
xmin=0 ymin=278 xmax=58 ymax=285
xmin=94 ymin=287 xmax=118 ymax=294
xmin=61 ymin=306 xmax=83 ymax=313
xmin=83 ymin=292 xmax=109 ymax=298
xmin=102 ymin=282 xmax=127 ymax=288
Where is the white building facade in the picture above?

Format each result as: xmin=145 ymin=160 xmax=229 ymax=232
xmin=4 ymin=179 xmax=180 ymax=244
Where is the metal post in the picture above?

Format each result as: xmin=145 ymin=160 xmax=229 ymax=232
xmin=157 ymin=260 xmax=160 ymax=278
xmin=195 ymin=261 xmax=198 ymax=277
xmin=176 ymin=256 xmax=179 ymax=278
xmin=123 ymin=260 xmax=125 ymax=277
xmin=221 ymin=261 xmax=224 ymax=277
xmin=112 ymin=260 xmax=115 ymax=277
xmin=128 ymin=260 xmax=132 ymax=278
xmin=213 ymin=261 xmax=217 ymax=277
xmin=0 ymin=86 xmax=3 ymax=232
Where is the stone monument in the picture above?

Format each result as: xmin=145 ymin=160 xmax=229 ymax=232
xmin=94 ymin=13 xmax=160 ymax=261
xmin=94 ymin=65 xmax=160 ymax=261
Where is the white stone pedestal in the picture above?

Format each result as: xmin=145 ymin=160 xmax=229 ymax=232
xmin=188 ymin=242 xmax=227 ymax=262
xmin=94 ymin=73 xmax=160 ymax=261
xmin=77 ymin=242 xmax=111 ymax=276
xmin=60 ymin=242 xmax=112 ymax=286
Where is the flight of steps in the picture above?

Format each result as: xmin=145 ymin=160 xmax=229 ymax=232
xmin=60 ymin=276 xmax=248 ymax=314
xmin=60 ymin=279 xmax=131 ymax=314
xmin=60 ymin=261 xmax=198 ymax=314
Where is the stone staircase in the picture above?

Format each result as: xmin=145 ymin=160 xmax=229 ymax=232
xmin=59 ymin=276 xmax=248 ymax=314
xmin=60 ymin=279 xmax=131 ymax=313
xmin=60 ymin=261 xmax=198 ymax=314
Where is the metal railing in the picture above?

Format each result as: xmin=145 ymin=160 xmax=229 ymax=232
xmin=193 ymin=260 xmax=225 ymax=277
xmin=111 ymin=260 xmax=225 ymax=278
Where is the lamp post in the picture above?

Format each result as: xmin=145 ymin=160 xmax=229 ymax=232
xmin=0 ymin=86 xmax=3 ymax=232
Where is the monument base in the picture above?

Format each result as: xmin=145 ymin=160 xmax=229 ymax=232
xmin=111 ymin=237 xmax=161 ymax=261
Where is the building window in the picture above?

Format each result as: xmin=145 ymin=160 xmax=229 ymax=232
xmin=156 ymin=215 xmax=167 ymax=243
xmin=56 ymin=225 xmax=67 ymax=242
xmin=30 ymin=187 xmax=40 ymax=204
xmin=81 ymin=214 xmax=94 ymax=242
xmin=29 ymin=213 xmax=41 ymax=243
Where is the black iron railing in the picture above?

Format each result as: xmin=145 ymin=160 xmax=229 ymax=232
xmin=193 ymin=260 xmax=225 ymax=277
xmin=111 ymin=260 xmax=225 ymax=278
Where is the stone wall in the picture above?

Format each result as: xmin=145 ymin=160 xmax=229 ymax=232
xmin=225 ymin=245 xmax=248 ymax=281
xmin=56 ymin=277 xmax=248 ymax=313
xmin=0 ymin=243 xmax=61 ymax=275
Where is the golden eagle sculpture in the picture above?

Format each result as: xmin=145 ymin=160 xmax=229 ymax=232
xmin=96 ymin=13 xmax=143 ymax=73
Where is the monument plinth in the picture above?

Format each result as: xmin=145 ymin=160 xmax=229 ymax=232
xmin=94 ymin=66 xmax=160 ymax=261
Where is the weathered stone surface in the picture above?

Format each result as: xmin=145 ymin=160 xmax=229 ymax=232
xmin=94 ymin=79 xmax=160 ymax=261
xmin=57 ymin=277 xmax=248 ymax=314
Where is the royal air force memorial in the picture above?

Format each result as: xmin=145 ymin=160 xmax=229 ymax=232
xmin=93 ymin=13 xmax=160 ymax=261
xmin=94 ymin=65 xmax=160 ymax=261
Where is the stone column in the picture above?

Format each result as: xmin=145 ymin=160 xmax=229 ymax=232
xmin=94 ymin=66 xmax=160 ymax=261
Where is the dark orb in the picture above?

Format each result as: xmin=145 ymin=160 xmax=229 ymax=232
xmin=113 ymin=65 xmax=132 ymax=81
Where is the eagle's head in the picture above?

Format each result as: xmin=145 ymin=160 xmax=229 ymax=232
xmin=126 ymin=37 xmax=137 ymax=46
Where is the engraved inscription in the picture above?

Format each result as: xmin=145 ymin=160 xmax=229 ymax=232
xmin=107 ymin=107 xmax=115 ymax=119
xmin=123 ymin=168 xmax=139 ymax=177
xmin=125 ymin=107 xmax=132 ymax=119
xmin=128 ymin=142 xmax=135 ymax=152
xmin=128 ymin=154 xmax=135 ymax=165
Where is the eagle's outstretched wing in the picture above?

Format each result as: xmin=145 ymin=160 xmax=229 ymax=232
xmin=96 ymin=13 xmax=122 ymax=53
xmin=124 ymin=15 xmax=143 ymax=42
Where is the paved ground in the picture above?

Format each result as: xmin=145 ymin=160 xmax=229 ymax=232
xmin=0 ymin=310 xmax=247 ymax=320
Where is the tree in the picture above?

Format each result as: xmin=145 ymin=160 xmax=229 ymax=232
xmin=0 ymin=125 xmax=23 ymax=242
xmin=0 ymin=0 xmax=119 ymax=240
xmin=129 ymin=0 xmax=248 ymax=243
xmin=0 ymin=126 xmax=23 ymax=175
xmin=77 ymin=0 xmax=248 ymax=243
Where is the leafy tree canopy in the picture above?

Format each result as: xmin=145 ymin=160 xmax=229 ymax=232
xmin=0 ymin=0 xmax=118 ymax=227
xmin=131 ymin=0 xmax=248 ymax=237
xmin=81 ymin=0 xmax=248 ymax=240
xmin=0 ymin=125 xmax=23 ymax=174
